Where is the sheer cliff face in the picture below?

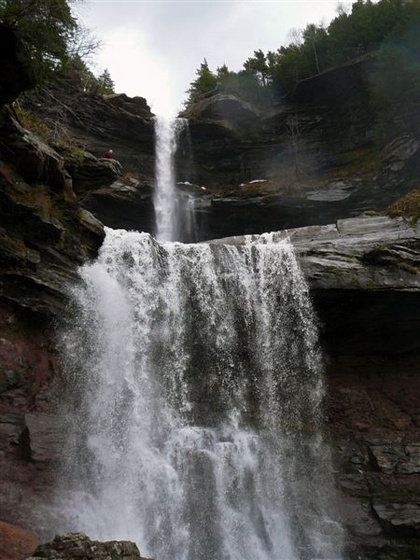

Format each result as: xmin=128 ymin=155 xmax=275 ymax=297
xmin=177 ymin=59 xmax=420 ymax=240
xmin=45 ymin=58 xmax=420 ymax=242
xmin=0 ymin=50 xmax=107 ymax=550
xmin=1 ymin=48 xmax=420 ymax=560
xmin=213 ymin=217 xmax=420 ymax=559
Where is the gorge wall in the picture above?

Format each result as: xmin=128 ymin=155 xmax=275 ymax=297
xmin=1 ymin=41 xmax=420 ymax=560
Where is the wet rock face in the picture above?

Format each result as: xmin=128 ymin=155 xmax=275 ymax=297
xmin=0 ymin=304 xmax=58 ymax=399
xmin=211 ymin=216 xmax=420 ymax=558
xmin=0 ymin=108 xmax=105 ymax=317
xmin=0 ymin=521 xmax=38 ymax=560
xmin=81 ymin=176 xmax=155 ymax=233
xmin=327 ymin=354 xmax=420 ymax=559
xmin=0 ymin=97 xmax=106 ymax=545
xmin=25 ymin=532 xmax=148 ymax=560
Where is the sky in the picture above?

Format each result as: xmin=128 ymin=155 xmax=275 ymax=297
xmin=76 ymin=0 xmax=349 ymax=116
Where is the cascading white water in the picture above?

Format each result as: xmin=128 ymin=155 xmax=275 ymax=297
xmin=154 ymin=117 xmax=197 ymax=242
xmin=57 ymin=228 xmax=343 ymax=560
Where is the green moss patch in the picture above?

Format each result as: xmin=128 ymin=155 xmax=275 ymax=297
xmin=386 ymin=189 xmax=420 ymax=226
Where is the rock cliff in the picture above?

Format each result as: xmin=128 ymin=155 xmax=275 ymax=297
xmin=213 ymin=215 xmax=420 ymax=559
xmin=27 ymin=57 xmax=419 ymax=244
xmin=1 ymin=39 xmax=420 ymax=560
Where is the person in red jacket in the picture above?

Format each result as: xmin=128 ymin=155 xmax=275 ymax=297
xmin=104 ymin=149 xmax=113 ymax=159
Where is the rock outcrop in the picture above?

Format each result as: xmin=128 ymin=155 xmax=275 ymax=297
xmin=214 ymin=215 xmax=420 ymax=353
xmin=25 ymin=532 xmax=148 ymax=560
xmin=19 ymin=58 xmax=420 ymax=244
xmin=2 ymin=36 xmax=420 ymax=559
xmin=178 ymin=70 xmax=420 ymax=239
xmin=0 ymin=43 xmax=112 ymax=558
xmin=212 ymin=215 xmax=420 ymax=559
xmin=0 ymin=112 xmax=104 ymax=317
xmin=23 ymin=85 xmax=155 ymax=177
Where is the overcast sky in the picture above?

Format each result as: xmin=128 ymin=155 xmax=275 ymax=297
xmin=77 ymin=1 xmax=348 ymax=116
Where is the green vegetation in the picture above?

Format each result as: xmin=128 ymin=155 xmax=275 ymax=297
xmin=0 ymin=0 xmax=77 ymax=83
xmin=386 ymin=189 xmax=420 ymax=226
xmin=13 ymin=104 xmax=53 ymax=139
xmin=66 ymin=55 xmax=115 ymax=95
xmin=13 ymin=182 xmax=59 ymax=218
xmin=184 ymin=0 xmax=420 ymax=137
xmin=13 ymin=103 xmax=90 ymax=164
xmin=0 ymin=0 xmax=115 ymax=93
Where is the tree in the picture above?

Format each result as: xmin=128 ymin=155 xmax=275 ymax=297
xmin=95 ymin=69 xmax=115 ymax=95
xmin=216 ymin=64 xmax=233 ymax=82
xmin=0 ymin=0 xmax=78 ymax=83
xmin=67 ymin=23 xmax=102 ymax=61
xmin=370 ymin=42 xmax=420 ymax=137
xmin=66 ymin=53 xmax=97 ymax=91
xmin=243 ymin=49 xmax=271 ymax=86
xmin=185 ymin=59 xmax=218 ymax=106
xmin=301 ymin=24 xmax=328 ymax=74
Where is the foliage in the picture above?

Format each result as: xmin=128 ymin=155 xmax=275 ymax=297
xmin=184 ymin=59 xmax=218 ymax=106
xmin=184 ymin=56 xmax=274 ymax=108
xmin=0 ymin=0 xmax=115 ymax=96
xmin=386 ymin=189 xmax=420 ymax=225
xmin=369 ymin=41 xmax=420 ymax=138
xmin=13 ymin=104 xmax=53 ymax=140
xmin=95 ymin=69 xmax=115 ymax=95
xmin=65 ymin=55 xmax=115 ymax=94
xmin=184 ymin=0 xmax=420 ymax=115
xmin=13 ymin=102 xmax=90 ymax=167
xmin=0 ymin=0 xmax=77 ymax=83
xmin=244 ymin=49 xmax=272 ymax=86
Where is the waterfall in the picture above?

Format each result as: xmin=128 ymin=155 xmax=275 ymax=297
xmin=57 ymin=228 xmax=343 ymax=560
xmin=154 ymin=117 xmax=197 ymax=242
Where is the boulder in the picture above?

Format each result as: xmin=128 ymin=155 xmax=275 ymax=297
xmin=25 ymin=532 xmax=149 ymax=560
xmin=61 ymin=150 xmax=121 ymax=195
xmin=0 ymin=521 xmax=38 ymax=560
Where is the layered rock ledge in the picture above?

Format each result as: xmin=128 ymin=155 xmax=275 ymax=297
xmin=211 ymin=215 xmax=420 ymax=558
xmin=212 ymin=215 xmax=420 ymax=354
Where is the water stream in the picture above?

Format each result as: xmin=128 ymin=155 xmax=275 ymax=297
xmin=57 ymin=229 xmax=342 ymax=560
xmin=153 ymin=116 xmax=197 ymax=242
xmin=55 ymin=116 xmax=343 ymax=559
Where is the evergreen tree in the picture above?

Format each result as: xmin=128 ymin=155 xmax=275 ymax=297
xmin=185 ymin=59 xmax=218 ymax=106
xmin=66 ymin=54 xmax=97 ymax=92
xmin=0 ymin=0 xmax=77 ymax=83
xmin=95 ymin=69 xmax=115 ymax=95
xmin=183 ymin=0 xmax=420 ymax=116
xmin=243 ymin=49 xmax=271 ymax=86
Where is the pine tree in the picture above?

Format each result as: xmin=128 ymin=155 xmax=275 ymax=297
xmin=95 ymin=69 xmax=115 ymax=95
xmin=0 ymin=0 xmax=77 ymax=83
xmin=185 ymin=59 xmax=218 ymax=106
